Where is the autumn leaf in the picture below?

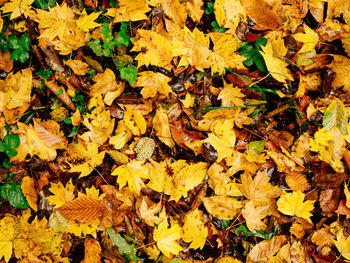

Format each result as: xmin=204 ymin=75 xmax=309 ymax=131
xmin=322 ymin=98 xmax=348 ymax=135
xmin=105 ymin=0 xmax=151 ymax=23
xmin=0 ymin=52 xmax=13 ymax=72
xmin=153 ymin=218 xmax=184 ymax=258
xmin=277 ymin=190 xmax=315 ymax=219
xmin=0 ymin=218 xmax=15 ymax=262
xmin=82 ymin=238 xmax=102 ymax=263
xmin=218 ymin=84 xmax=245 ymax=107
xmin=203 ymin=195 xmax=243 ymax=220
xmin=334 ymin=230 xmax=350 ymax=260
xmin=153 ymin=107 xmax=175 ymax=148
xmin=76 ymin=9 xmax=101 ymax=32
xmin=67 ymin=138 xmax=106 ymax=178
xmin=58 ymin=195 xmax=106 ymax=222
xmin=47 ymin=179 xmax=75 ymax=208
xmin=37 ymin=3 xmax=75 ymax=41
xmin=123 ymin=107 xmax=147 ymax=136
xmin=111 ymin=160 xmax=149 ymax=195
xmin=132 ymin=71 xmax=172 ymax=99
xmin=182 ymin=209 xmax=208 ymax=249
xmin=21 ymin=176 xmax=37 ymax=211
xmin=260 ymin=41 xmax=294 ymax=85
xmin=293 ymin=24 xmax=319 ymax=53
xmin=214 ymin=0 xmax=246 ymax=29
xmin=64 ymin=59 xmax=90 ymax=75
xmin=90 ymin=68 xmax=125 ymax=106
xmin=242 ymin=201 xmax=269 ymax=231
xmin=1 ymin=0 xmax=34 ymax=20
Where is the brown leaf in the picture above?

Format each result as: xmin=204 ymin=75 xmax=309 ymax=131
xmin=241 ymin=0 xmax=281 ymax=30
xmin=246 ymin=235 xmax=288 ymax=263
xmin=269 ymin=130 xmax=294 ymax=150
xmin=58 ymin=195 xmax=106 ymax=222
xmin=84 ymin=0 xmax=97 ymax=9
xmin=319 ymin=188 xmax=340 ymax=214
xmin=0 ymin=52 xmax=13 ymax=72
xmin=45 ymin=80 xmax=76 ymax=111
xmin=169 ymin=121 xmax=205 ymax=149
xmin=82 ymin=238 xmax=101 ymax=263
xmin=337 ymin=199 xmax=350 ymax=216
xmin=312 ymin=172 xmax=348 ymax=189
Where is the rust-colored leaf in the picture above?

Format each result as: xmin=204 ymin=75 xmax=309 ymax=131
xmin=58 ymin=195 xmax=106 ymax=222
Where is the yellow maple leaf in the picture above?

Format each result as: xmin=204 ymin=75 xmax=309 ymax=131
xmin=218 ymin=84 xmax=245 ymax=107
xmin=186 ymin=0 xmax=204 ymax=23
xmin=132 ymin=71 xmax=172 ymax=99
xmin=123 ymin=107 xmax=147 ymax=136
xmin=47 ymin=179 xmax=75 ymax=208
xmin=277 ymin=190 xmax=315 ymax=219
xmin=310 ymin=126 xmax=345 ymax=172
xmin=81 ymin=94 xmax=115 ymax=145
xmin=11 ymin=118 xmax=67 ymax=162
xmin=293 ymin=25 xmax=319 ymax=53
xmin=132 ymin=29 xmax=179 ymax=69
xmin=260 ymin=41 xmax=294 ymax=85
xmin=160 ymin=0 xmax=187 ymax=28
xmin=237 ymin=170 xmax=281 ymax=208
xmin=0 ymin=218 xmax=15 ymax=262
xmin=334 ymin=230 xmax=350 ymax=260
xmin=153 ymin=218 xmax=184 ymax=258
xmin=180 ymin=93 xmax=196 ymax=108
xmin=182 ymin=209 xmax=208 ymax=249
xmin=1 ymin=0 xmax=34 ymax=20
xmin=105 ymin=0 xmax=151 ymax=23
xmin=214 ymin=0 xmax=246 ymax=29
xmin=90 ymin=68 xmax=125 ymax=106
xmin=76 ymin=9 xmax=101 ymax=32
xmin=111 ymin=160 xmax=149 ymax=195
xmin=52 ymin=26 xmax=90 ymax=55
xmin=37 ymin=3 xmax=75 ymax=41
xmin=203 ymin=195 xmax=243 ymax=220
xmin=242 ymin=201 xmax=269 ymax=232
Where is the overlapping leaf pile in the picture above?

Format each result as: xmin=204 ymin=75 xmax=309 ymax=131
xmin=1 ymin=0 xmax=350 ymax=262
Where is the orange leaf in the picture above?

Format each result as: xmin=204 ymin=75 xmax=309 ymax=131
xmin=58 ymin=195 xmax=106 ymax=222
xmin=285 ymin=172 xmax=310 ymax=192
xmin=82 ymin=238 xmax=101 ymax=263
xmin=21 ymin=176 xmax=38 ymax=211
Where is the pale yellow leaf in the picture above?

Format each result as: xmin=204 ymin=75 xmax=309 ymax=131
xmin=182 ymin=209 xmax=208 ymax=249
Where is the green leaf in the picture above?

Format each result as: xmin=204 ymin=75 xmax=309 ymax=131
xmin=0 ymin=33 xmax=9 ymax=53
xmin=110 ymin=0 xmax=117 ymax=8
xmin=56 ymin=88 xmax=63 ymax=96
xmin=19 ymin=34 xmax=30 ymax=51
xmin=7 ymin=35 xmax=21 ymax=49
xmin=88 ymin=39 xmax=104 ymax=56
xmin=2 ymin=158 xmax=12 ymax=169
xmin=5 ymin=149 xmax=17 ymax=158
xmin=235 ymin=224 xmax=274 ymax=240
xmin=119 ymin=65 xmax=138 ymax=84
xmin=114 ymin=31 xmax=130 ymax=46
xmin=34 ymin=0 xmax=56 ymax=10
xmin=4 ymin=134 xmax=20 ymax=149
xmin=247 ymin=140 xmax=265 ymax=155
xmin=36 ymin=69 xmax=53 ymax=80
xmin=169 ymin=259 xmax=182 ymax=263
xmin=106 ymin=227 xmax=140 ymax=261
xmin=240 ymin=39 xmax=267 ymax=72
xmin=63 ymin=117 xmax=72 ymax=125
xmin=5 ymin=184 xmax=29 ymax=209
xmin=255 ymin=37 xmax=268 ymax=50
xmin=0 ymin=184 xmax=10 ymax=200
xmin=0 ymin=141 xmax=5 ymax=152
xmin=323 ymin=98 xmax=348 ymax=135
xmin=10 ymin=49 xmax=30 ymax=63
xmin=67 ymin=127 xmax=78 ymax=137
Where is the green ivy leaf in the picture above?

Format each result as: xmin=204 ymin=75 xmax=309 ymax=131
xmin=240 ymin=38 xmax=268 ymax=72
xmin=1 ymin=184 xmax=29 ymax=209
xmin=106 ymin=227 xmax=140 ymax=261
xmin=4 ymin=134 xmax=20 ymax=149
xmin=36 ymin=69 xmax=53 ymax=80
xmin=119 ymin=65 xmax=138 ymax=84
xmin=114 ymin=31 xmax=130 ymax=46
xmin=8 ymin=35 xmax=21 ymax=49
xmin=323 ymin=98 xmax=348 ymax=135
xmin=5 ymin=149 xmax=17 ymax=158
xmin=19 ymin=34 xmax=30 ymax=51
xmin=10 ymin=49 xmax=30 ymax=63
xmin=87 ymin=39 xmax=104 ymax=57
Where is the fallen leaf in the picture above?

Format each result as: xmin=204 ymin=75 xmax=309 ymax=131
xmin=182 ymin=208 xmax=208 ymax=249
xmin=203 ymin=195 xmax=243 ymax=220
xmin=82 ymin=238 xmax=102 ymax=263
xmin=21 ymin=176 xmax=38 ymax=211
